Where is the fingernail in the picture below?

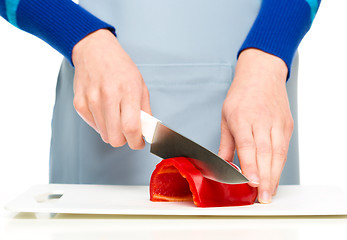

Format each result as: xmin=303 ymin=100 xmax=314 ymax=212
xmin=260 ymin=191 xmax=272 ymax=204
xmin=249 ymin=174 xmax=260 ymax=185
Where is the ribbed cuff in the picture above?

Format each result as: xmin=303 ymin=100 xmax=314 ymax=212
xmin=16 ymin=0 xmax=116 ymax=66
xmin=0 ymin=1 xmax=8 ymax=21
xmin=238 ymin=0 xmax=312 ymax=79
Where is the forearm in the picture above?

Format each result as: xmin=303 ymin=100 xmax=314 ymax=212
xmin=0 ymin=0 xmax=116 ymax=65
xmin=239 ymin=0 xmax=321 ymax=78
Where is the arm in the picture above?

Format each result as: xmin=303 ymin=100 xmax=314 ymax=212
xmin=0 ymin=0 xmax=151 ymax=149
xmin=239 ymin=0 xmax=321 ymax=78
xmin=0 ymin=0 xmax=115 ymax=65
xmin=218 ymin=0 xmax=321 ymax=203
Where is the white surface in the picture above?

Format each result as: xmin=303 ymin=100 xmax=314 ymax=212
xmin=140 ymin=110 xmax=160 ymax=144
xmin=4 ymin=184 xmax=347 ymax=216
xmin=1 ymin=213 xmax=347 ymax=240
xmin=0 ymin=0 xmax=347 ymax=200
xmin=1 ymin=192 xmax=347 ymax=240
xmin=1 ymin=196 xmax=347 ymax=240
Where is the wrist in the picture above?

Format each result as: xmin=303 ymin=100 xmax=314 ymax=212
xmin=72 ymin=28 xmax=117 ymax=66
xmin=237 ymin=48 xmax=288 ymax=84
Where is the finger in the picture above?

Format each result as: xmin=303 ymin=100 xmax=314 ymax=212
xmin=73 ymin=95 xmax=98 ymax=132
xmin=121 ymin=98 xmax=145 ymax=150
xmin=103 ymin=99 xmax=126 ymax=148
xmin=79 ymin=108 xmax=98 ymax=132
xmin=88 ymin=93 xmax=109 ymax=143
xmin=271 ymin=125 xmax=289 ymax=196
xmin=253 ymin=125 xmax=272 ymax=204
xmin=230 ymin=123 xmax=259 ymax=187
xmin=273 ymin=182 xmax=280 ymax=196
xmin=218 ymin=117 xmax=235 ymax=163
xmin=141 ymin=85 xmax=152 ymax=115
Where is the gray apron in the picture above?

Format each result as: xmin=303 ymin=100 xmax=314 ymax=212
xmin=50 ymin=0 xmax=300 ymax=185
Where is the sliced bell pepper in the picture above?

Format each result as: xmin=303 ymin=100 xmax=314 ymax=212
xmin=150 ymin=157 xmax=257 ymax=207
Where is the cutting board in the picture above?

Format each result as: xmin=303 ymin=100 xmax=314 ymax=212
xmin=4 ymin=184 xmax=347 ymax=216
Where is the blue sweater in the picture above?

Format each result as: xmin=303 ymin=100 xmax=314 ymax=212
xmin=0 ymin=0 xmax=320 ymax=75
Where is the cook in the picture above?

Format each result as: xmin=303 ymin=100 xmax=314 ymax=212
xmin=0 ymin=0 xmax=321 ymax=204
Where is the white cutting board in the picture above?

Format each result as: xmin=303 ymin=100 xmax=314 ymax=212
xmin=4 ymin=184 xmax=347 ymax=216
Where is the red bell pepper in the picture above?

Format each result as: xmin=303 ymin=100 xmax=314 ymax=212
xmin=150 ymin=157 xmax=257 ymax=207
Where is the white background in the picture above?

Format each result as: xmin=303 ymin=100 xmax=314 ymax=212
xmin=0 ymin=0 xmax=346 ymax=200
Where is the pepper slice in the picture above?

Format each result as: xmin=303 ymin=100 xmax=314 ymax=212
xmin=150 ymin=157 xmax=257 ymax=207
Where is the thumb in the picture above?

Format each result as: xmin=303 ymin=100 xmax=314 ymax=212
xmin=218 ymin=118 xmax=235 ymax=163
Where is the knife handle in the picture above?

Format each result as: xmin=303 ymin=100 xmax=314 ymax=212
xmin=140 ymin=110 xmax=160 ymax=144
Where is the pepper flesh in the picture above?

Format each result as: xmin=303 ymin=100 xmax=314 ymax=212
xmin=150 ymin=157 xmax=258 ymax=207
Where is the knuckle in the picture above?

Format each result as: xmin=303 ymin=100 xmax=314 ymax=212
xmin=127 ymin=82 xmax=141 ymax=95
xmin=229 ymin=115 xmax=256 ymax=133
xmin=221 ymin=101 xmax=231 ymax=113
xmin=227 ymin=116 xmax=250 ymax=133
xmin=129 ymin=141 xmax=145 ymax=150
xmin=100 ymin=85 xmax=120 ymax=103
xmin=236 ymin=137 xmax=255 ymax=151
xmin=273 ymin=145 xmax=287 ymax=159
xmin=256 ymin=141 xmax=272 ymax=155
xmin=122 ymin=121 xmax=140 ymax=135
xmin=260 ymin=184 xmax=272 ymax=192
xmin=100 ymin=133 xmax=109 ymax=144
xmin=87 ymin=91 xmax=100 ymax=106
xmin=229 ymin=110 xmax=245 ymax=124
xmin=73 ymin=96 xmax=86 ymax=113
xmin=100 ymin=87 xmax=113 ymax=101
xmin=240 ymin=161 xmax=256 ymax=172
xmin=109 ymin=136 xmax=126 ymax=148
xmin=286 ymin=117 xmax=294 ymax=132
xmin=259 ymin=175 xmax=272 ymax=186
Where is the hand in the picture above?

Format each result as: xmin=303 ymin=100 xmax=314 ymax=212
xmin=72 ymin=29 xmax=151 ymax=149
xmin=218 ymin=48 xmax=293 ymax=203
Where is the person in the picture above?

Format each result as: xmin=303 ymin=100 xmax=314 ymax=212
xmin=0 ymin=0 xmax=320 ymax=204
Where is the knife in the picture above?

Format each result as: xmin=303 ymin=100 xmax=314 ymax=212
xmin=140 ymin=111 xmax=249 ymax=184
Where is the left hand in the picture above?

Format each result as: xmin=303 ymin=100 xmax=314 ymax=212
xmin=218 ymin=48 xmax=293 ymax=204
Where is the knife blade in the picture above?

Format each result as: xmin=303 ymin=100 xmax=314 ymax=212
xmin=140 ymin=111 xmax=249 ymax=184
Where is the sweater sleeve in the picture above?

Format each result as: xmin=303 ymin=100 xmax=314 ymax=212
xmin=238 ymin=0 xmax=321 ymax=78
xmin=0 ymin=0 xmax=116 ymax=66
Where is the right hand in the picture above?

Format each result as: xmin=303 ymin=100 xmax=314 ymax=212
xmin=72 ymin=29 xmax=151 ymax=149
